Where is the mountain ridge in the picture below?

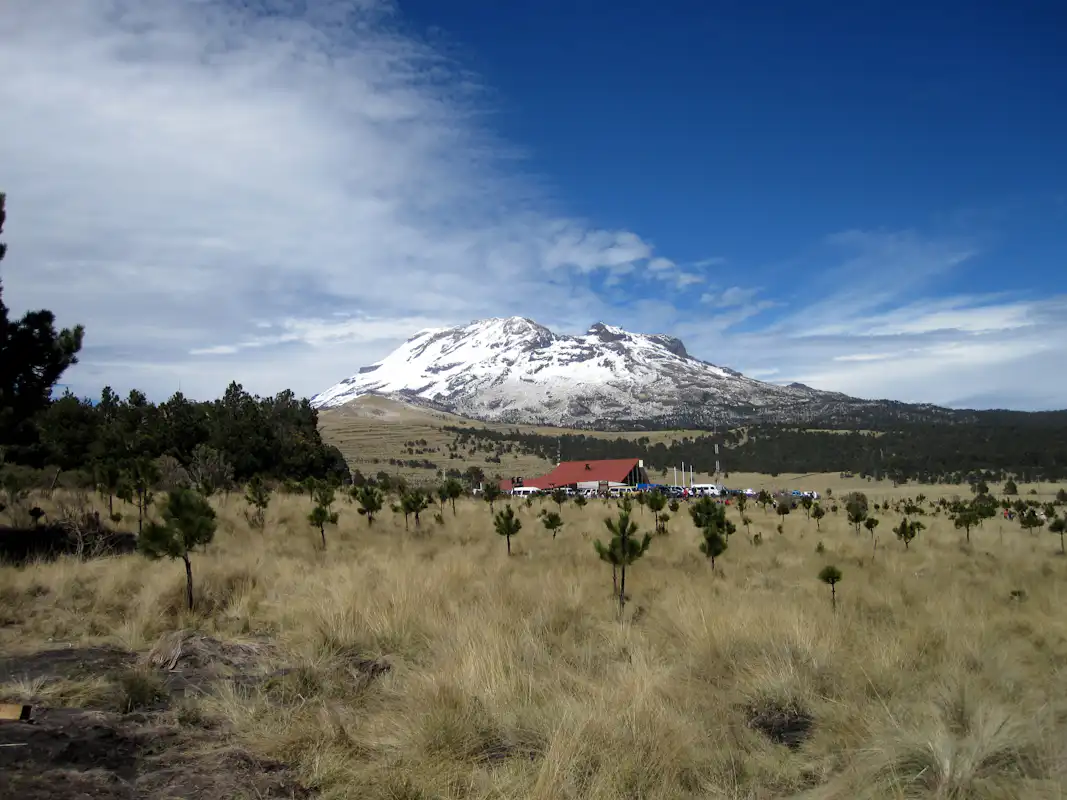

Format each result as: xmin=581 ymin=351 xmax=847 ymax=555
xmin=310 ymin=316 xmax=964 ymax=429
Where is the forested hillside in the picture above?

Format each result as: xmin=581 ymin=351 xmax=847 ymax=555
xmin=447 ymin=417 xmax=1067 ymax=484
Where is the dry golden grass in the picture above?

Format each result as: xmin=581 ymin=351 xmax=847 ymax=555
xmin=317 ymin=396 xmax=715 ymax=485
xmin=3 ymin=488 xmax=1067 ymax=799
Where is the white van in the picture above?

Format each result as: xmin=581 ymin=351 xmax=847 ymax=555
xmin=510 ymin=486 xmax=539 ymax=497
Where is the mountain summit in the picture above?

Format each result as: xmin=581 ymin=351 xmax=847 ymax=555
xmin=310 ymin=316 xmax=949 ymax=428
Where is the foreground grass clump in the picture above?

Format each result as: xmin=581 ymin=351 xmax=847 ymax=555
xmin=2 ymin=488 xmax=1067 ymax=799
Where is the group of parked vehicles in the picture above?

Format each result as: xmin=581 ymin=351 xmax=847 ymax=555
xmin=505 ymin=484 xmax=820 ymax=501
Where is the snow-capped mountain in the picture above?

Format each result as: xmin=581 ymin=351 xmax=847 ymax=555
xmin=310 ymin=317 xmax=954 ymax=428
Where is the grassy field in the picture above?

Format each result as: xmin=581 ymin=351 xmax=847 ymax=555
xmin=317 ymin=396 xmax=716 ymax=485
xmin=3 ymin=485 xmax=1066 ymax=799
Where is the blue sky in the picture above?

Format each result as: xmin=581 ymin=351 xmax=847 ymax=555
xmin=2 ymin=0 xmax=1065 ymax=410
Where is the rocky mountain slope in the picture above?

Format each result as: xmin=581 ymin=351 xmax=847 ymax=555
xmin=310 ymin=317 xmax=959 ymax=429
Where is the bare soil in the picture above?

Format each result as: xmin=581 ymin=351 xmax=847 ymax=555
xmin=0 ymin=642 xmax=312 ymax=800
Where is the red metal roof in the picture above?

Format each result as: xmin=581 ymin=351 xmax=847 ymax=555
xmin=498 ymin=458 xmax=641 ymax=491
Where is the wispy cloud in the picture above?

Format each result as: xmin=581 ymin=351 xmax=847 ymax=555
xmin=675 ymin=233 xmax=1067 ymax=410
xmin=0 ymin=0 xmax=693 ymax=400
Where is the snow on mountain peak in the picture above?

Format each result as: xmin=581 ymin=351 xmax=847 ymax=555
xmin=310 ymin=316 xmax=854 ymax=426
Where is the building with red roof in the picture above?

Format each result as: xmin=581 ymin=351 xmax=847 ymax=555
xmin=499 ymin=458 xmax=647 ymax=492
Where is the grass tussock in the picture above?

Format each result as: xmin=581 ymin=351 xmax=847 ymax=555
xmin=2 ymin=487 xmax=1066 ymax=798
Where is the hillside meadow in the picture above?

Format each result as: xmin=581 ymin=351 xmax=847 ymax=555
xmin=2 ymin=485 xmax=1067 ymax=799
xmin=316 ymin=396 xmax=716 ymax=486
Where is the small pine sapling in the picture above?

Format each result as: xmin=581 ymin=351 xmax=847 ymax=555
xmin=573 ymin=495 xmax=587 ymax=508
xmin=811 ymin=504 xmax=826 ymax=530
xmin=244 ymin=476 xmax=271 ymax=529
xmin=893 ymin=517 xmax=923 ymax=549
xmin=308 ymin=483 xmax=339 ymax=548
xmin=864 ymin=517 xmax=879 ymax=536
xmin=542 ymin=510 xmax=563 ymax=539
xmin=1049 ymin=515 xmax=1066 ymax=554
xmin=443 ymin=478 xmax=464 ymax=515
xmin=94 ymin=461 xmax=123 ymax=517
xmin=953 ymin=508 xmax=981 ymax=543
xmin=846 ymin=500 xmax=867 ymax=534
xmin=494 ymin=504 xmax=521 ymax=555
xmin=401 ymin=490 xmax=430 ymax=529
xmin=594 ymin=506 xmax=651 ymax=614
xmin=483 ymin=484 xmax=503 ymax=514
xmin=138 ymin=488 xmax=217 ymax=611
xmin=818 ymin=564 xmax=842 ymax=610
xmin=646 ymin=490 xmax=667 ymax=534
xmin=549 ymin=488 xmax=568 ymax=514
xmin=1019 ymin=509 xmax=1045 ymax=535
xmin=668 ymin=499 xmax=680 ymax=513
xmin=125 ymin=458 xmax=160 ymax=535
xmin=735 ymin=494 xmax=747 ymax=518
xmin=29 ymin=506 xmax=45 ymax=527
xmin=354 ymin=485 xmax=383 ymax=525
xmin=756 ymin=489 xmax=772 ymax=511
xmin=801 ymin=496 xmax=813 ymax=519
xmin=776 ymin=501 xmax=791 ymax=531
xmin=699 ymin=524 xmax=727 ymax=571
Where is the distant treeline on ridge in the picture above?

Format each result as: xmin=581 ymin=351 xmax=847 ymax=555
xmin=446 ymin=416 xmax=1067 ymax=484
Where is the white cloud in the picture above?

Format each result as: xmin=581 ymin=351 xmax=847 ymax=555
xmin=0 ymin=0 xmax=682 ymax=401
xmin=701 ymin=285 xmax=759 ymax=307
xmin=674 ymin=232 xmax=1067 ymax=410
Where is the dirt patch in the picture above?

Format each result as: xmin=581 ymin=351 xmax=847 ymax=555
xmin=0 ymin=646 xmax=136 ymax=685
xmin=0 ymin=707 xmax=311 ymax=799
xmin=146 ymin=629 xmax=274 ymax=673
xmin=142 ymin=629 xmax=285 ymax=699
xmin=0 ymin=637 xmax=396 ymax=799
xmin=744 ymin=697 xmax=815 ymax=750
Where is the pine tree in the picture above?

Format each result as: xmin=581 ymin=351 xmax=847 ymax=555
xmin=244 ymin=475 xmax=271 ymax=529
xmin=846 ymin=499 xmax=867 ymax=533
xmin=442 ymin=478 xmax=464 ymax=515
xmin=354 ymin=485 xmax=383 ymax=525
xmin=811 ymin=504 xmax=826 ymax=530
xmin=402 ymin=490 xmax=430 ymax=528
xmin=494 ymin=504 xmax=521 ymax=555
xmin=594 ymin=506 xmax=652 ymax=613
xmin=818 ymin=565 xmax=842 ymax=610
xmin=646 ymin=489 xmax=667 ymax=534
xmin=138 ymin=488 xmax=217 ymax=611
xmin=483 ymin=484 xmax=502 ymax=513
xmin=308 ymin=482 xmax=339 ymax=548
xmin=952 ymin=507 xmax=980 ymax=543
xmin=542 ymin=510 xmax=563 ymax=539
xmin=893 ymin=516 xmax=923 ymax=549
xmin=550 ymin=488 xmax=568 ymax=515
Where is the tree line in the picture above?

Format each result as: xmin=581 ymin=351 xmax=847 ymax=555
xmin=0 ymin=192 xmax=348 ymax=493
xmin=445 ymin=418 xmax=1067 ymax=484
